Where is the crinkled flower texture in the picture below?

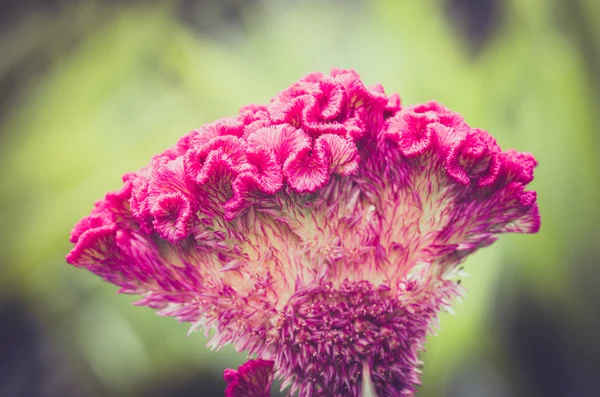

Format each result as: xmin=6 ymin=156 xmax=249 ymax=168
xmin=67 ymin=69 xmax=539 ymax=397
xmin=224 ymin=359 xmax=275 ymax=397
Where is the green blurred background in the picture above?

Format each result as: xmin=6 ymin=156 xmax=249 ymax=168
xmin=1 ymin=0 xmax=599 ymax=396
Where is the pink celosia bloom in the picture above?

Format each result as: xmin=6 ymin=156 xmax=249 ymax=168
xmin=67 ymin=69 xmax=539 ymax=397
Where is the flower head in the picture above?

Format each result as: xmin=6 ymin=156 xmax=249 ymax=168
xmin=67 ymin=69 xmax=539 ymax=396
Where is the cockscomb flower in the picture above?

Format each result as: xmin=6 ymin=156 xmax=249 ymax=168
xmin=67 ymin=69 xmax=539 ymax=397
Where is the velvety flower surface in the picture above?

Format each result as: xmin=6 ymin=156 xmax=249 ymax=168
xmin=67 ymin=69 xmax=540 ymax=397
xmin=224 ymin=359 xmax=274 ymax=397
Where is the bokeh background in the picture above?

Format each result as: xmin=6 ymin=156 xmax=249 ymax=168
xmin=1 ymin=0 xmax=599 ymax=396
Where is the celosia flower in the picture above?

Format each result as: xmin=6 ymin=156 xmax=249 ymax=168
xmin=67 ymin=69 xmax=539 ymax=397
xmin=224 ymin=359 xmax=275 ymax=397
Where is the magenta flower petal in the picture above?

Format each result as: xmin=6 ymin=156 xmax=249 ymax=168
xmin=224 ymin=359 xmax=274 ymax=397
xmin=283 ymin=140 xmax=331 ymax=193
xmin=384 ymin=92 xmax=402 ymax=118
xmin=247 ymin=125 xmax=311 ymax=167
xmin=67 ymin=69 xmax=540 ymax=397
xmin=445 ymin=128 xmax=501 ymax=187
xmin=150 ymin=192 xmax=192 ymax=244
xmin=385 ymin=110 xmax=439 ymax=157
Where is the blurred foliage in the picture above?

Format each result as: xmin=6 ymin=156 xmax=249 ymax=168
xmin=0 ymin=0 xmax=599 ymax=396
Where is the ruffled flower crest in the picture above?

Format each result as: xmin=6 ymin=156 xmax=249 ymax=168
xmin=224 ymin=359 xmax=275 ymax=397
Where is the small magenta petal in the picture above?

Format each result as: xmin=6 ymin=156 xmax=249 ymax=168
xmin=245 ymin=147 xmax=284 ymax=194
xmin=317 ymin=134 xmax=359 ymax=175
xmin=315 ymin=78 xmax=347 ymax=121
xmin=224 ymin=359 xmax=274 ymax=397
xmin=70 ymin=213 xmax=110 ymax=244
xmin=187 ymin=117 xmax=245 ymax=143
xmin=247 ymin=125 xmax=311 ymax=166
xmin=184 ymin=136 xmax=248 ymax=187
xmin=239 ymin=105 xmax=271 ymax=138
xmin=501 ymin=149 xmax=538 ymax=184
xmin=283 ymin=140 xmax=331 ymax=193
xmin=331 ymin=68 xmax=388 ymax=109
xmin=384 ymin=92 xmax=402 ymax=117
xmin=445 ymin=128 xmax=501 ymax=187
xmin=127 ymin=171 xmax=153 ymax=228
xmin=223 ymin=147 xmax=284 ymax=220
xmin=148 ymin=157 xmax=193 ymax=197
xmin=385 ymin=110 xmax=438 ymax=157
xmin=150 ymin=192 xmax=192 ymax=244
xmin=67 ymin=224 xmax=118 ymax=268
xmin=268 ymin=82 xmax=315 ymax=124
xmin=410 ymin=100 xmax=466 ymax=130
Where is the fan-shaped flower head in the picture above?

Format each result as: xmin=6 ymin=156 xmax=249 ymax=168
xmin=67 ymin=69 xmax=539 ymax=397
